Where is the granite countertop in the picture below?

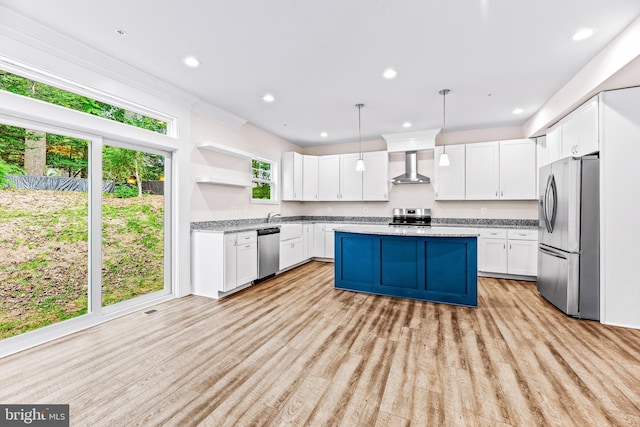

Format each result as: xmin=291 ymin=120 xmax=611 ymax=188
xmin=191 ymin=216 xmax=537 ymax=233
xmin=333 ymin=224 xmax=479 ymax=237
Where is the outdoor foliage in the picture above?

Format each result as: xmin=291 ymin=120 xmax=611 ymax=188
xmin=0 ymin=70 xmax=168 ymax=134
xmin=252 ymin=159 xmax=272 ymax=200
xmin=113 ymin=184 xmax=138 ymax=198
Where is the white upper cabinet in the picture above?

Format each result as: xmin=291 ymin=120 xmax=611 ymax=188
xmin=362 ymin=151 xmax=389 ymax=201
xmin=434 ymin=145 xmax=465 ymax=200
xmin=281 ymin=152 xmax=302 ymax=201
xmin=546 ymin=124 xmax=563 ymax=165
xmin=577 ymin=97 xmax=599 ymax=156
xmin=465 ymin=141 xmax=500 ymax=200
xmin=499 ymin=139 xmax=536 ymax=200
xmin=552 ymin=95 xmax=600 ymax=160
xmin=282 ymin=151 xmax=391 ymax=202
xmin=318 ymin=155 xmax=341 ymax=201
xmin=339 ymin=153 xmax=364 ymax=201
xmin=302 ymin=155 xmax=319 ymax=201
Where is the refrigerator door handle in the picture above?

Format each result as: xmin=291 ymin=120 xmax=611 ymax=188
xmin=543 ymin=175 xmax=553 ymax=233
xmin=539 ymin=245 xmax=566 ymax=259
xmin=549 ymin=174 xmax=558 ymax=232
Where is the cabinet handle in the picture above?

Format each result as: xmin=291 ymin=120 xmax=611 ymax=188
xmin=495 ymin=191 xmax=498 ymax=197
xmin=509 ymin=244 xmax=512 ymax=250
xmin=501 ymin=191 xmax=503 ymax=197
xmin=245 ymin=244 xmax=251 ymax=248
xmin=503 ymin=244 xmax=506 ymax=249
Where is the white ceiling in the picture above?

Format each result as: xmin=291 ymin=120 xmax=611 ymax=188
xmin=1 ymin=0 xmax=640 ymax=146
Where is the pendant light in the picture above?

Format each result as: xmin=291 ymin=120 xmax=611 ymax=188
xmin=355 ymin=103 xmax=365 ymax=171
xmin=438 ymin=89 xmax=451 ymax=167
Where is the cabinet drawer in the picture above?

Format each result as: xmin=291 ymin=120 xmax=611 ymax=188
xmin=507 ymin=229 xmax=538 ymax=241
xmin=236 ymin=231 xmax=257 ymax=244
xmin=479 ymin=228 xmax=507 ymax=239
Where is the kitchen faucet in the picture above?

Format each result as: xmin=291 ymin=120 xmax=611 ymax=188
xmin=267 ymin=212 xmax=282 ymax=223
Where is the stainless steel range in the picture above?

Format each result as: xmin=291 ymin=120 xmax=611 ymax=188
xmin=390 ymin=208 xmax=432 ymax=227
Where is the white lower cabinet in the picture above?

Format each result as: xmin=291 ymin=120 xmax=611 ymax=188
xmin=303 ymin=223 xmax=313 ymax=260
xmin=478 ymin=228 xmax=537 ymax=278
xmin=193 ymin=230 xmax=257 ymax=298
xmin=506 ymin=230 xmax=538 ymax=276
xmin=279 ymin=237 xmax=304 ymax=270
xmin=311 ymin=223 xmax=340 ymax=259
xmin=478 ymin=229 xmax=508 ymax=273
xmin=236 ymin=237 xmax=258 ymax=286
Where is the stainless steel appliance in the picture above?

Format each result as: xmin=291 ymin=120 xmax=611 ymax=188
xmin=257 ymin=227 xmax=280 ymax=281
xmin=538 ymin=155 xmax=599 ymax=320
xmin=390 ymin=208 xmax=432 ymax=227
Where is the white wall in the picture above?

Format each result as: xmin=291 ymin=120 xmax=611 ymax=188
xmin=300 ymin=126 xmax=538 ymax=220
xmin=599 ymin=87 xmax=640 ymax=329
xmin=190 ymin=112 xmax=304 ymax=221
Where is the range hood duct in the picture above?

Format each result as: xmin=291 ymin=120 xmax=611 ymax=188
xmin=391 ymin=151 xmax=430 ymax=184
xmin=383 ymin=129 xmax=438 ymax=185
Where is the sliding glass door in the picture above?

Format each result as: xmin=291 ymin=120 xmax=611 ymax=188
xmin=0 ymin=120 xmax=172 ymax=344
xmin=101 ymin=142 xmax=171 ymax=311
xmin=0 ymin=122 xmax=90 ymax=338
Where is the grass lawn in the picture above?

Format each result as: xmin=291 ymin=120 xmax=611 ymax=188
xmin=0 ymin=188 xmax=164 ymax=339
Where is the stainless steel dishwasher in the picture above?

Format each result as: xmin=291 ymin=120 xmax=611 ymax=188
xmin=257 ymin=227 xmax=280 ymax=281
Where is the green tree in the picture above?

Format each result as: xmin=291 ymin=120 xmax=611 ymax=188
xmin=46 ymin=134 xmax=89 ymax=178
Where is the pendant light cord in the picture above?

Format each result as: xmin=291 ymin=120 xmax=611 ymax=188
xmin=357 ymin=104 xmax=363 ymax=160
xmin=439 ymin=89 xmax=450 ymax=154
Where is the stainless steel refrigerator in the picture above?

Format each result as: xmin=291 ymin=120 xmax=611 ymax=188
xmin=538 ymin=155 xmax=599 ymax=320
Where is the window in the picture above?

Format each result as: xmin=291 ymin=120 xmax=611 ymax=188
xmin=0 ymin=69 xmax=169 ymax=135
xmin=251 ymin=158 xmax=277 ymax=203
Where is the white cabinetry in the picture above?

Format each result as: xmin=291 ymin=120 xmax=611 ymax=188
xmin=434 ymin=145 xmax=465 ymax=200
xmin=339 ymin=153 xmax=364 ymax=201
xmin=279 ymin=224 xmax=305 ymax=270
xmin=466 ymin=141 xmax=500 ymax=200
xmin=478 ymin=229 xmax=508 ymax=273
xmin=499 ymin=139 xmax=537 ymax=200
xmin=311 ymin=223 xmax=339 ymax=259
xmin=546 ymin=125 xmax=563 ymax=165
xmin=478 ymin=228 xmax=537 ymax=278
xmin=318 ymin=155 xmax=341 ymax=201
xmin=283 ymin=151 xmax=389 ymax=202
xmin=302 ymin=155 xmax=319 ymax=201
xmin=362 ymin=151 xmax=389 ymax=200
xmin=561 ymin=96 xmax=599 ymax=157
xmin=282 ymin=152 xmax=303 ymax=201
xmin=236 ymin=233 xmax=259 ymax=285
xmin=507 ymin=229 xmax=538 ymax=276
xmin=192 ymin=230 xmax=257 ymax=298
xmin=303 ymin=223 xmax=313 ymax=260
xmin=313 ymin=223 xmax=326 ymax=257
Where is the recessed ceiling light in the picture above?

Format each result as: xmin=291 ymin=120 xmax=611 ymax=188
xmin=572 ymin=28 xmax=594 ymax=41
xmin=320 ymin=132 xmax=328 ymax=138
xmin=115 ymin=29 xmax=126 ymax=36
xmin=383 ymin=68 xmax=398 ymax=79
xmin=402 ymin=122 xmax=412 ymax=128
xmin=262 ymin=93 xmax=275 ymax=103
xmin=183 ymin=56 xmax=201 ymax=68
xmin=513 ymin=108 xmax=524 ymax=114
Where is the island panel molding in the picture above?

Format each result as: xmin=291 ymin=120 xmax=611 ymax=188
xmin=334 ymin=231 xmax=478 ymax=307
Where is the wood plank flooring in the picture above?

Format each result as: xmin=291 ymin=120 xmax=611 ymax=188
xmin=1 ymin=261 xmax=639 ymax=426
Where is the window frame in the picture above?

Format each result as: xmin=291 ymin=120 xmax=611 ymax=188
xmin=251 ymin=156 xmax=278 ymax=205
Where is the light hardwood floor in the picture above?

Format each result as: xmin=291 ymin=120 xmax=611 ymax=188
xmin=1 ymin=261 xmax=639 ymax=426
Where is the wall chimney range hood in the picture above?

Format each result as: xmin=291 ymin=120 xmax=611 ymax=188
xmin=383 ymin=129 xmax=439 ymax=185
xmin=391 ymin=151 xmax=430 ymax=184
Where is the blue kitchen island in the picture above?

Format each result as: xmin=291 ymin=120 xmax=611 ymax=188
xmin=334 ymin=226 xmax=478 ymax=307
